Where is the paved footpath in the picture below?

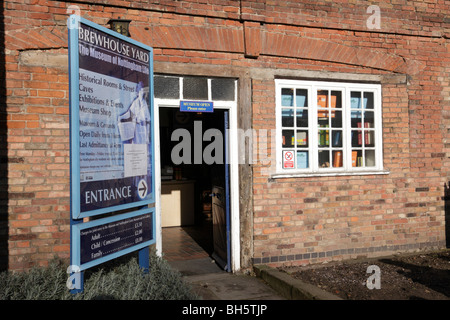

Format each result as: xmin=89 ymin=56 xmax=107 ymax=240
xmin=169 ymin=257 xmax=342 ymax=301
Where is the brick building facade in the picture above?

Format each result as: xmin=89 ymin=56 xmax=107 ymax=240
xmin=1 ymin=0 xmax=449 ymax=271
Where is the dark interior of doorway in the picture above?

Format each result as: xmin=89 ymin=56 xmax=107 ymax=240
xmin=159 ymin=107 xmax=226 ymax=264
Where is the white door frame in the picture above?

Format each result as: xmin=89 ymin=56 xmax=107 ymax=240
xmin=153 ymin=99 xmax=241 ymax=272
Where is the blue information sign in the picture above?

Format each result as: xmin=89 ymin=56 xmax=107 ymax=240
xmin=180 ymin=100 xmax=214 ymax=113
xmin=68 ymin=15 xmax=156 ymax=292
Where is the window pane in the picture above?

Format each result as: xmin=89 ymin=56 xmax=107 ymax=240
xmin=282 ymin=88 xmax=294 ymax=106
xmin=365 ymin=131 xmax=375 ymax=147
xmin=282 ymin=109 xmax=294 ymax=127
xmin=364 ymin=92 xmax=374 ymax=109
xmin=364 ymin=111 xmax=374 ymax=127
xmin=331 ymin=91 xmax=342 ymax=108
xmin=318 ymin=150 xmax=330 ymax=168
xmin=332 ymin=150 xmax=343 ymax=168
xmin=317 ymin=90 xmax=328 ymax=109
xmin=351 ymin=111 xmax=362 ymax=127
xmin=296 ymin=109 xmax=308 ymax=127
xmin=365 ymin=150 xmax=376 ymax=166
xmin=297 ymin=151 xmax=309 ymax=169
xmin=211 ymin=78 xmax=235 ymax=101
xmin=282 ymin=130 xmax=294 ymax=147
xmin=352 ymin=150 xmax=362 ymax=167
xmin=350 ymin=91 xmax=362 ymax=109
xmin=318 ymin=129 xmax=329 ymax=147
xmin=183 ymin=77 xmax=208 ymax=100
xmin=317 ymin=89 xmax=330 ymax=123
xmin=296 ymin=89 xmax=308 ymax=107
xmin=331 ymin=110 xmax=342 ymax=128
xmin=296 ymin=130 xmax=308 ymax=147
xmin=332 ymin=130 xmax=342 ymax=147
xmin=154 ymin=75 xmax=180 ymax=99
xmin=351 ymin=130 xmax=362 ymax=147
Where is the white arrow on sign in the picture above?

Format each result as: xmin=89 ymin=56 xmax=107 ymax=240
xmin=137 ymin=179 xmax=148 ymax=199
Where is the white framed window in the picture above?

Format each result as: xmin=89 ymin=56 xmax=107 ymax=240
xmin=275 ymin=79 xmax=383 ymax=176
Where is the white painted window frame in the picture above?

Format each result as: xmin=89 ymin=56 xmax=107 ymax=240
xmin=274 ymin=79 xmax=385 ymax=177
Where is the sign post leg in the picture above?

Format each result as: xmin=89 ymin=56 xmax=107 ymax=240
xmin=69 ymin=216 xmax=84 ymax=294
xmin=138 ymin=246 xmax=150 ymax=274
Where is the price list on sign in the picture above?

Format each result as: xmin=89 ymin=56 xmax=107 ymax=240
xmin=79 ymin=213 xmax=153 ymax=265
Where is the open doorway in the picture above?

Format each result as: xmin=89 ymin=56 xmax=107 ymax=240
xmin=159 ymin=107 xmax=230 ymax=271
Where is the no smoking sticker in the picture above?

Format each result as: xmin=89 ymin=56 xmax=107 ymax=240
xmin=283 ymin=150 xmax=294 ymax=169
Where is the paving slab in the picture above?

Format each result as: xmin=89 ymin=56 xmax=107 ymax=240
xmin=169 ymin=257 xmax=224 ymax=276
xmin=185 ymin=272 xmax=286 ymax=300
xmin=169 ymin=258 xmax=286 ymax=300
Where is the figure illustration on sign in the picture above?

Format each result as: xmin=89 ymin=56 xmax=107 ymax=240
xmin=117 ymin=81 xmax=152 ymax=199
xmin=117 ymin=81 xmax=150 ymax=144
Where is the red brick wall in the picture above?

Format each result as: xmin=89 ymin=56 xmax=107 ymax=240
xmin=252 ymin=78 xmax=446 ymax=265
xmin=2 ymin=0 xmax=449 ymax=270
xmin=4 ymin=47 xmax=70 ymax=269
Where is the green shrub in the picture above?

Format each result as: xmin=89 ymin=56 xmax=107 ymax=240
xmin=0 ymin=258 xmax=69 ymax=300
xmin=0 ymin=252 xmax=199 ymax=300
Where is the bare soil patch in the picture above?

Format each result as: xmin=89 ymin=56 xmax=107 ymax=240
xmin=282 ymin=249 xmax=450 ymax=300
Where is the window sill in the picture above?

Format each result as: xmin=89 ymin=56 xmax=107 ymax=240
xmin=271 ymin=170 xmax=390 ymax=179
